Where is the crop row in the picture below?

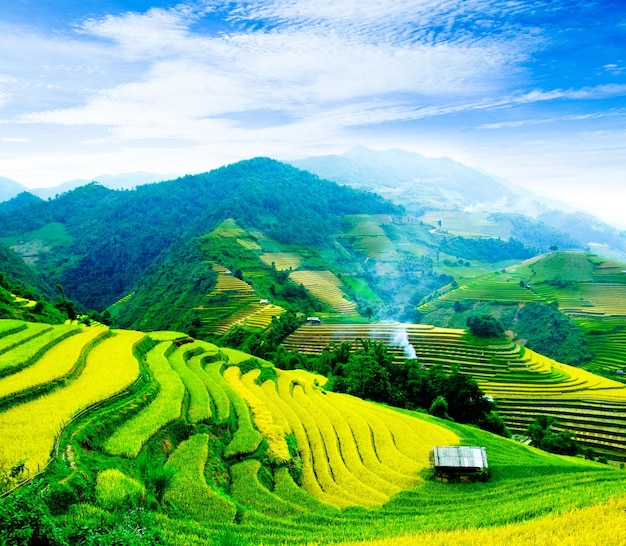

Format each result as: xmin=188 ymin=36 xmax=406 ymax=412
xmin=105 ymin=341 xmax=186 ymax=458
xmin=289 ymin=270 xmax=357 ymax=314
xmin=0 ymin=329 xmax=144 ymax=474
xmin=284 ymin=322 xmax=626 ymax=456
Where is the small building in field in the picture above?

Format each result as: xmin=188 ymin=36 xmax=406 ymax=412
xmin=429 ymin=446 xmax=489 ymax=482
xmin=306 ymin=317 xmax=322 ymax=326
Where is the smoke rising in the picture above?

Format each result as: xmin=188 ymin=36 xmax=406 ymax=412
xmin=391 ymin=328 xmax=417 ymax=360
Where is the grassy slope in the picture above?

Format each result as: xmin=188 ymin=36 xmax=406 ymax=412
xmin=0 ymin=320 xmax=624 ymax=545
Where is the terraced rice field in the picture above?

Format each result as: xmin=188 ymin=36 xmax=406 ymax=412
xmin=289 ymin=270 xmax=357 ymax=313
xmin=260 ymin=252 xmax=302 ymax=271
xmin=2 ymin=319 xmax=626 ymax=545
xmin=284 ymin=322 xmax=626 ymax=456
xmin=0 ymin=325 xmax=144 ymax=474
xmin=419 ymin=278 xmax=542 ymax=312
xmin=344 ymin=215 xmax=397 ymax=261
xmin=195 ymin=264 xmax=266 ymax=334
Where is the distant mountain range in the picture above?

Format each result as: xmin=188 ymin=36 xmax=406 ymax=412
xmin=290 ymin=146 xmax=534 ymax=214
xmin=0 ymin=171 xmax=172 ymax=201
xmin=2 ymin=147 xmax=626 ymax=268
xmin=289 ymin=146 xmax=626 ymax=257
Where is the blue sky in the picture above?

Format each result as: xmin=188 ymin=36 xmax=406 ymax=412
xmin=1 ymin=1 xmax=625 ymax=226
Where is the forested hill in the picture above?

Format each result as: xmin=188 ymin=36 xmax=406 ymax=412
xmin=0 ymin=158 xmax=400 ymax=310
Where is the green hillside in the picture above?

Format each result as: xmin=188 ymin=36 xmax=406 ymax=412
xmin=0 ymin=159 xmax=400 ymax=311
xmin=0 ymin=319 xmax=624 ymax=546
xmin=418 ymin=251 xmax=626 ymax=380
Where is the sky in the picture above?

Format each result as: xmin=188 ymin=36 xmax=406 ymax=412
xmin=1 ymin=0 xmax=625 ymax=227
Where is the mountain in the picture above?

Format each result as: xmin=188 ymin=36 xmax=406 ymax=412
xmin=0 ymin=176 xmax=28 ymax=202
xmin=291 ymin=146 xmax=528 ymax=214
xmin=291 ymin=146 xmax=626 ymax=259
xmin=0 ymin=191 xmax=43 ymax=214
xmin=0 ymin=158 xmax=400 ymax=311
xmin=30 ymin=171 xmax=174 ymax=199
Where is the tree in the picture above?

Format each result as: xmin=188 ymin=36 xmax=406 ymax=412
xmin=429 ymin=395 xmax=450 ymax=420
xmin=526 ymin=415 xmax=580 ymax=456
xmin=466 ymin=314 xmax=505 ymax=338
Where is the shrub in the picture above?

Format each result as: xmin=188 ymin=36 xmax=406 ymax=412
xmin=95 ymin=469 xmax=146 ymax=511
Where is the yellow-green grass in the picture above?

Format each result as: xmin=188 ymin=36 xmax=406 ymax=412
xmin=205 ymin=218 xmax=248 ymax=239
xmin=224 ymin=367 xmax=290 ymax=463
xmin=0 ymin=325 xmax=107 ymax=399
xmin=289 ymin=270 xmax=357 ymax=313
xmin=202 ymin=361 xmax=232 ymax=423
xmin=342 ymin=276 xmax=382 ymax=302
xmin=236 ymin=237 xmax=261 ymax=250
xmin=0 ymin=323 xmax=78 ymax=374
xmin=230 ymin=459 xmax=304 ymax=519
xmin=340 ymin=496 xmax=626 ymax=546
xmin=167 ymin=342 xmax=211 ymax=423
xmin=217 ymin=364 xmax=263 ymax=458
xmin=0 ymin=330 xmax=143 ymax=473
xmin=259 ymin=252 xmax=302 ymax=270
xmin=95 ymin=468 xmax=146 ymax=510
xmin=164 ymin=433 xmax=237 ymax=523
xmin=105 ymin=341 xmax=185 ymax=458
xmin=0 ymin=319 xmax=27 ymax=337
xmin=147 ymin=331 xmax=189 ymax=342
xmin=0 ymin=321 xmax=52 ymax=355
xmin=11 ymin=295 xmax=37 ymax=308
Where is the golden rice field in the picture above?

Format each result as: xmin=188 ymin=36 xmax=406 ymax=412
xmin=0 ymin=328 xmax=143 ymax=474
xmin=340 ymin=496 xmax=626 ymax=546
xmin=2 ymin=318 xmax=626 ymax=545
xmin=289 ymin=270 xmax=357 ymax=314
xmin=284 ymin=322 xmax=626 ymax=457
xmin=260 ymin=252 xmax=302 ymax=271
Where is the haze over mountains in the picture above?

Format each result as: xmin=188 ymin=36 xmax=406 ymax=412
xmin=2 ymin=147 xmax=625 ymax=266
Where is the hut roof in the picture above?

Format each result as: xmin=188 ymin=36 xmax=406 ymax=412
xmin=430 ymin=446 xmax=488 ymax=470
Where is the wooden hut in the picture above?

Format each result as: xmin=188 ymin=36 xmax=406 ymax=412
xmin=429 ymin=446 xmax=489 ymax=482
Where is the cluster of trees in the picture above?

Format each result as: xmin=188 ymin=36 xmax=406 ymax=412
xmin=466 ymin=314 xmax=505 ymax=338
xmin=444 ymin=236 xmax=536 ymax=263
xmin=500 ymin=302 xmax=592 ymax=366
xmin=526 ymin=415 xmax=580 ymax=456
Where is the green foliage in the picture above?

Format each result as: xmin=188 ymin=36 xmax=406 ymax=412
xmin=527 ymin=415 xmax=580 ymax=456
xmin=428 ymin=395 xmax=450 ymax=420
xmin=63 ymin=504 xmax=162 ymax=545
xmin=466 ymin=313 xmax=505 ymax=338
xmin=0 ymin=485 xmax=66 ymax=545
xmin=500 ymin=302 xmax=592 ymax=366
xmin=138 ymin=456 xmax=176 ymax=505
xmin=444 ymin=236 xmax=536 ymax=263
xmin=113 ymin=238 xmax=218 ymax=332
